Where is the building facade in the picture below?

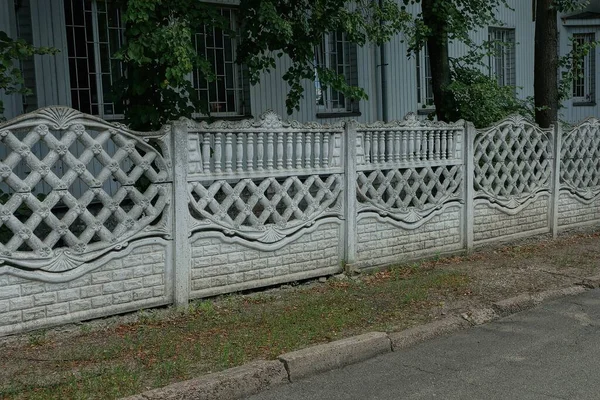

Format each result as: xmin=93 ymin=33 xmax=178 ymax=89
xmin=0 ymin=0 xmax=598 ymax=125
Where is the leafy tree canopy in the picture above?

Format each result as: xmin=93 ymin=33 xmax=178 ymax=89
xmin=0 ymin=31 xmax=57 ymax=120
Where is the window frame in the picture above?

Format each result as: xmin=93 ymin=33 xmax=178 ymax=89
xmin=416 ymin=45 xmax=434 ymax=110
xmin=571 ymin=32 xmax=596 ymax=105
xmin=64 ymin=0 xmax=125 ymax=120
xmin=191 ymin=7 xmax=250 ymax=118
xmin=314 ymin=31 xmax=359 ymax=116
xmin=488 ymin=27 xmax=516 ymax=89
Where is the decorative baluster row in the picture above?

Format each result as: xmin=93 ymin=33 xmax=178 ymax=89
xmin=360 ymin=129 xmax=458 ymax=165
xmin=192 ymin=131 xmax=338 ymax=174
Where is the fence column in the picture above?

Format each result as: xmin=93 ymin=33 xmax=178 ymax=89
xmin=343 ymin=121 xmax=358 ymax=267
xmin=171 ymin=120 xmax=191 ymax=307
xmin=549 ymin=123 xmax=562 ymax=238
xmin=464 ymin=121 xmax=475 ymax=251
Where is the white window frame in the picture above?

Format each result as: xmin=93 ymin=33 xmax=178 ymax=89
xmin=572 ymin=32 xmax=596 ymax=104
xmin=488 ymin=27 xmax=516 ymax=88
xmin=314 ymin=31 xmax=358 ymax=114
xmin=191 ymin=8 xmax=249 ymax=118
xmin=64 ymin=0 xmax=125 ymax=120
xmin=416 ymin=45 xmax=434 ymax=109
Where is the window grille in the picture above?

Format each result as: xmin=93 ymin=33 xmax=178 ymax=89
xmin=315 ymin=31 xmax=359 ymax=114
xmin=572 ymin=32 xmax=596 ymax=103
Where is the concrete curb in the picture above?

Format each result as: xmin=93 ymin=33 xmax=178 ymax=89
xmin=122 ymin=281 xmax=597 ymax=400
xmin=278 ymin=332 xmax=391 ymax=382
xmin=389 ymin=316 xmax=469 ymax=351
xmin=121 ymin=360 xmax=287 ymax=400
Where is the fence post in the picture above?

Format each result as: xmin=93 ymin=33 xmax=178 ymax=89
xmin=464 ymin=121 xmax=475 ymax=252
xmin=171 ymin=120 xmax=191 ymax=307
xmin=549 ymin=123 xmax=562 ymax=238
xmin=343 ymin=121 xmax=358 ymax=268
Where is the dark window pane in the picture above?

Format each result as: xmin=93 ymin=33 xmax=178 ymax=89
xmin=76 ymin=58 xmax=90 ymax=88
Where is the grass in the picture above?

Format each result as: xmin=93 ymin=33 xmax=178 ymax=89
xmin=0 ymin=265 xmax=470 ymax=400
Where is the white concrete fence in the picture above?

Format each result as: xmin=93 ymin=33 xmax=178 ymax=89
xmin=0 ymin=107 xmax=599 ymax=336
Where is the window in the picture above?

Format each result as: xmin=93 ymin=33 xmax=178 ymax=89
xmin=64 ymin=0 xmax=125 ymax=118
xmin=314 ymin=31 xmax=359 ymax=114
xmin=192 ymin=8 xmax=250 ymax=116
xmin=488 ymin=28 xmax=516 ymax=88
xmin=416 ymin=45 xmax=434 ymax=108
xmin=572 ymin=33 xmax=596 ymax=104
xmin=14 ymin=0 xmax=37 ymax=113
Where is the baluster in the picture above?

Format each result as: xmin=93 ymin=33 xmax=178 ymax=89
xmin=448 ymin=130 xmax=455 ymax=159
xmin=393 ymin=131 xmax=401 ymax=163
xmin=214 ymin=133 xmax=223 ymax=173
xmin=276 ymin=132 xmax=284 ymax=170
xmin=415 ymin=130 xmax=422 ymax=161
xmin=202 ymin=134 xmax=210 ymax=172
xmin=246 ymin=133 xmax=254 ymax=171
xmin=434 ymin=129 xmax=441 ymax=161
xmin=428 ymin=130 xmax=434 ymax=160
xmin=296 ymin=132 xmax=303 ymax=168
xmin=372 ymin=132 xmax=379 ymax=164
xmin=225 ymin=133 xmax=233 ymax=172
xmin=365 ymin=132 xmax=371 ymax=164
xmin=266 ymin=132 xmax=274 ymax=170
xmin=408 ymin=130 xmax=415 ymax=161
xmin=305 ymin=133 xmax=312 ymax=168
xmin=379 ymin=131 xmax=386 ymax=163
xmin=257 ymin=132 xmax=264 ymax=171
xmin=286 ymin=132 xmax=293 ymax=169
xmin=323 ymin=133 xmax=330 ymax=167
xmin=236 ymin=133 xmax=244 ymax=172
xmin=441 ymin=131 xmax=448 ymax=160
xmin=386 ymin=130 xmax=393 ymax=163
xmin=401 ymin=130 xmax=408 ymax=162
xmin=314 ymin=132 xmax=322 ymax=168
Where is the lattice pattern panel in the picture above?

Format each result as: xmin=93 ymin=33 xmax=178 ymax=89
xmin=561 ymin=118 xmax=600 ymax=200
xmin=357 ymin=165 xmax=463 ymax=223
xmin=0 ymin=108 xmax=171 ymax=273
xmin=189 ymin=174 xmax=343 ymax=243
xmin=474 ymin=115 xmax=552 ymax=209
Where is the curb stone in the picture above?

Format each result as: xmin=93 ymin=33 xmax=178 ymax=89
xmin=121 ymin=360 xmax=287 ymax=400
xmin=278 ymin=332 xmax=391 ymax=382
xmin=580 ymin=274 xmax=600 ymax=289
xmin=389 ymin=316 xmax=469 ymax=350
xmin=122 ymin=281 xmax=597 ymax=400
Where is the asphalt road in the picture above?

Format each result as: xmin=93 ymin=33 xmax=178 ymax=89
xmin=246 ymin=289 xmax=600 ymax=400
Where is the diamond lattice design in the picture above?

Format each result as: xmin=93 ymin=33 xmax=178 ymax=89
xmin=474 ymin=118 xmax=552 ymax=203
xmin=189 ymin=174 xmax=343 ymax=242
xmin=0 ymin=108 xmax=170 ymax=263
xmin=561 ymin=119 xmax=600 ymax=199
xmin=356 ymin=166 xmax=462 ymax=215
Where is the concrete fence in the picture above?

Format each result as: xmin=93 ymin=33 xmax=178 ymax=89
xmin=0 ymin=108 xmax=598 ymax=336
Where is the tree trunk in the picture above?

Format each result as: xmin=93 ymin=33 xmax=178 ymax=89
xmin=534 ymin=0 xmax=558 ymax=128
xmin=421 ymin=0 xmax=456 ymax=122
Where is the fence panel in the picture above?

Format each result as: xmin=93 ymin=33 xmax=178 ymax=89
xmin=185 ymin=111 xmax=345 ymax=298
xmin=353 ymin=113 xmax=466 ymax=268
xmin=558 ymin=117 xmax=600 ymax=228
xmin=472 ymin=115 xmax=553 ymax=243
xmin=0 ymin=107 xmax=173 ymax=336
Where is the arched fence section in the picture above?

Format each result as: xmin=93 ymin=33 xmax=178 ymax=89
xmin=0 ymin=108 xmax=599 ymax=335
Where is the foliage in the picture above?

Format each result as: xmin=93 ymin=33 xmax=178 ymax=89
xmin=237 ymin=0 xmax=411 ymax=114
xmin=447 ymin=67 xmax=526 ymax=128
xmin=399 ymin=0 xmax=512 ymax=122
xmin=114 ymin=0 xmax=227 ymax=130
xmin=0 ymin=31 xmax=57 ymax=120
